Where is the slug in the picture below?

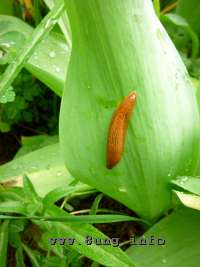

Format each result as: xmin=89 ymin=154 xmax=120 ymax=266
xmin=106 ymin=91 xmax=137 ymax=169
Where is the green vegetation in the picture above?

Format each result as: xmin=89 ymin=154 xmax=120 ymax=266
xmin=0 ymin=0 xmax=200 ymax=266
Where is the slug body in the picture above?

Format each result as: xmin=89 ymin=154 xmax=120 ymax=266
xmin=107 ymin=91 xmax=137 ymax=169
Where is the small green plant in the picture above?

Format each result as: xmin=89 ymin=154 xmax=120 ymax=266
xmin=0 ymin=69 xmax=60 ymax=133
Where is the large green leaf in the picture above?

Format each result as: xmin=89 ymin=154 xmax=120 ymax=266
xmin=127 ymin=207 xmax=200 ymax=267
xmin=60 ymin=0 xmax=200 ymax=221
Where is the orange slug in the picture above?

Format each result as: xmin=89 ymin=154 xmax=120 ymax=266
xmin=106 ymin=91 xmax=137 ymax=169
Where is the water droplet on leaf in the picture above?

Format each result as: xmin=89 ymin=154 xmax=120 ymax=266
xmin=56 ymin=171 xmax=62 ymax=177
xmin=118 ymin=187 xmax=127 ymax=192
xmin=161 ymin=258 xmax=167 ymax=264
xmin=55 ymin=66 xmax=60 ymax=73
xmin=49 ymin=51 xmax=56 ymax=58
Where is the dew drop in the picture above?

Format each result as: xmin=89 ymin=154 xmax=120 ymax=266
xmin=56 ymin=171 xmax=62 ymax=177
xmin=161 ymin=258 xmax=167 ymax=264
xmin=55 ymin=66 xmax=60 ymax=73
xmin=118 ymin=187 xmax=127 ymax=192
xmin=33 ymin=52 xmax=38 ymax=58
xmin=167 ymin=173 xmax=171 ymax=177
xmin=49 ymin=51 xmax=56 ymax=58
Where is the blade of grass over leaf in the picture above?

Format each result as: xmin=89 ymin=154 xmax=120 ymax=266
xmin=0 ymin=0 xmax=65 ymax=102
xmin=0 ymin=15 xmax=70 ymax=96
xmin=44 ymin=0 xmax=71 ymax=47
xmin=43 ymin=184 xmax=94 ymax=206
xmin=0 ymin=214 xmax=149 ymax=225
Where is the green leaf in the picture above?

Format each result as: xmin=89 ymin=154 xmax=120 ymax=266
xmin=38 ymin=205 xmax=136 ymax=267
xmin=40 ymin=256 xmax=66 ymax=267
xmin=16 ymin=246 xmax=26 ymax=267
xmin=90 ymin=193 xmax=104 ymax=215
xmin=0 ymin=220 xmax=9 ymax=267
xmin=23 ymin=175 xmax=41 ymax=202
xmin=44 ymin=0 xmax=71 ymax=47
xmin=153 ymin=0 xmax=160 ymax=18
xmin=0 ymin=121 xmax=10 ymax=132
xmin=8 ymin=229 xmax=22 ymax=248
xmin=0 ymin=86 xmax=15 ymax=103
xmin=0 ymin=201 xmax=26 ymax=213
xmin=43 ymin=184 xmax=93 ymax=206
xmin=0 ymin=214 xmax=148 ymax=224
xmin=0 ymin=143 xmax=74 ymax=197
xmin=0 ymin=15 xmax=70 ymax=96
xmin=0 ymin=1 xmax=66 ymax=100
xmin=161 ymin=13 xmax=199 ymax=58
xmin=60 ymin=0 xmax=200 ymax=221
xmin=0 ymin=187 xmax=25 ymax=202
xmin=0 ymin=0 xmax=13 ymax=15
xmin=127 ymin=207 xmax=200 ymax=267
xmin=174 ymin=190 xmax=200 ymax=211
xmin=22 ymin=243 xmax=41 ymax=267
xmin=176 ymin=0 xmax=200 ymax=36
xmin=171 ymin=176 xmax=200 ymax=195
xmin=15 ymin=135 xmax=58 ymax=158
